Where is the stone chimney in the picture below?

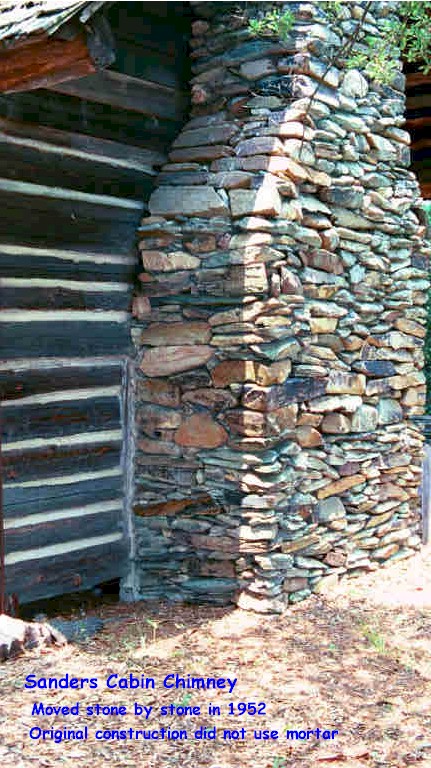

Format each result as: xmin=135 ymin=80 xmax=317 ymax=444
xmin=130 ymin=1 xmax=429 ymax=612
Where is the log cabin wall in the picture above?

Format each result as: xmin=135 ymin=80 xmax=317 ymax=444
xmin=406 ymin=71 xmax=431 ymax=201
xmin=0 ymin=1 xmax=191 ymax=604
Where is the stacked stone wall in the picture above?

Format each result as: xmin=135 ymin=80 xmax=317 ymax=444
xmin=130 ymin=1 xmax=430 ymax=612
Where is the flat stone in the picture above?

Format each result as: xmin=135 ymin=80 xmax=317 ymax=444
xmin=351 ymin=405 xmax=378 ymax=432
xmin=296 ymin=425 xmax=323 ymax=447
xmin=236 ymin=593 xmax=284 ymax=613
xmin=305 ymin=250 xmax=344 ymax=274
xmin=243 ymin=378 xmax=326 ymax=412
xmin=212 ymin=171 xmax=253 ymax=189
xmin=321 ymin=186 xmax=364 ymax=209
xmin=283 ymin=577 xmax=308 ymax=592
xmin=394 ymin=317 xmax=426 ymax=338
xmin=212 ymin=359 xmax=291 ymax=387
xmin=149 ymin=186 xmax=228 ymax=218
xmin=230 ymin=183 xmax=281 ymax=218
xmin=317 ymin=475 xmax=366 ymax=499
xmin=169 ymin=145 xmax=235 ymax=163
xmin=252 ymin=337 xmax=301 ymax=361
xmin=371 ymin=544 xmax=400 ymax=561
xmin=281 ymin=533 xmax=320 ymax=554
xmin=240 ymin=58 xmax=277 ymax=80
xmin=138 ymin=404 xmax=182 ymax=432
xmin=225 ymin=263 xmax=269 ymax=294
xmin=317 ymin=497 xmax=346 ymax=523
xmin=141 ymin=250 xmax=200 ymax=272
xmin=309 ymin=395 xmax=362 ymax=413
xmin=352 ymin=360 xmax=397 ymax=378
xmin=175 ymin=414 xmax=228 ymax=448
xmin=238 ymin=155 xmax=309 ymax=180
xmin=236 ymin=137 xmax=285 ymax=156
xmin=136 ymin=378 xmax=181 ymax=407
xmin=321 ymin=413 xmax=351 ymax=434
xmin=143 ymin=322 xmax=211 ymax=346
xmin=341 ymin=69 xmax=368 ymax=98
xmin=182 ymin=388 xmax=237 ymax=409
xmin=377 ymin=398 xmax=403 ymax=425
xmin=172 ymin=124 xmax=237 ymax=148
xmin=324 ymin=550 xmax=347 ymax=567
xmin=140 ymin=345 xmax=213 ymax=377
xmin=309 ymin=316 xmax=339 ymax=334
xmin=327 ymin=373 xmax=365 ymax=395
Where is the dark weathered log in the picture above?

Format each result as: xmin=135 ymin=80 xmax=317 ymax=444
xmin=0 ymin=320 xmax=131 ymax=358
xmin=6 ymin=538 xmax=128 ymax=603
xmin=0 ymin=362 xmax=122 ymax=401
xmin=4 ymin=474 xmax=123 ymax=520
xmin=5 ymin=508 xmax=122 ymax=554
xmin=2 ymin=395 xmax=121 ymax=442
xmin=51 ymin=70 xmax=188 ymax=121
xmin=0 ymin=116 xmax=165 ymax=171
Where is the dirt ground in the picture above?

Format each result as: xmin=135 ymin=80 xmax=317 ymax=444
xmin=1 ymin=547 xmax=431 ymax=768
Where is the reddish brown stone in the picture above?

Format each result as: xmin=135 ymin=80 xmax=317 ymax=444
xmin=134 ymin=494 xmax=219 ymax=517
xmin=140 ymin=345 xmax=213 ymax=377
xmin=182 ymin=388 xmax=237 ymax=409
xmin=132 ymin=295 xmax=151 ymax=319
xmin=296 ymin=425 xmax=323 ymax=447
xmin=184 ymin=234 xmax=217 ymax=253
xmin=175 ymin=414 xmax=228 ymax=448
xmin=324 ymin=550 xmax=347 ymax=567
xmin=141 ymin=250 xmax=200 ymax=272
xmin=317 ymin=475 xmax=366 ymax=499
xmin=143 ymin=322 xmax=211 ymax=346
xmin=321 ymin=413 xmax=351 ymax=434
xmin=138 ymin=437 xmax=181 ymax=456
xmin=136 ymin=378 xmax=181 ymax=407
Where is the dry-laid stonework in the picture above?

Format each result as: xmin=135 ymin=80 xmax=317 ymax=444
xmin=129 ymin=1 xmax=430 ymax=612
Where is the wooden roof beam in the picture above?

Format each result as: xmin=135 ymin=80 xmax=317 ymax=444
xmin=0 ymin=14 xmax=115 ymax=94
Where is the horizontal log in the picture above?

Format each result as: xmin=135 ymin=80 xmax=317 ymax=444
xmin=0 ymin=140 xmax=155 ymax=199
xmin=0 ymin=283 xmax=131 ymax=311
xmin=0 ymin=31 xmax=97 ymax=94
xmin=0 ymin=176 xmax=142 ymax=210
xmin=0 ymin=116 xmax=166 ymax=171
xmin=0 ymin=91 xmax=179 ymax=152
xmin=406 ymin=72 xmax=431 ymax=88
xmin=420 ymin=182 xmax=431 ymax=199
xmin=3 ymin=440 xmax=122 ymax=484
xmin=0 ymin=244 xmax=137 ymax=280
xmin=0 ymin=319 xmax=131 ymax=358
xmin=0 ymin=194 xmax=141 ymax=253
xmin=5 ymin=508 xmax=123 ymax=554
xmin=2 ymin=396 xmax=121 ymax=442
xmin=0 ymin=361 xmax=123 ymax=401
xmin=50 ymin=70 xmax=188 ymax=121
xmin=3 ymin=469 xmax=123 ymax=517
xmin=6 ymin=498 xmax=122 ymax=528
xmin=5 ymin=536 xmax=128 ymax=603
